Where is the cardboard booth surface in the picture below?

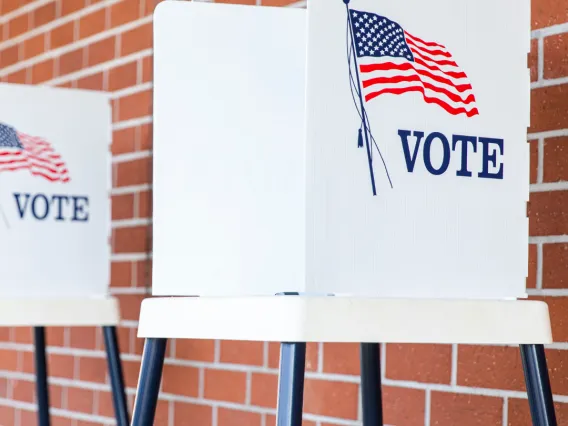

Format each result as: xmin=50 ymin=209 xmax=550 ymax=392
xmin=0 ymin=83 xmax=111 ymax=299
xmin=152 ymin=1 xmax=530 ymax=299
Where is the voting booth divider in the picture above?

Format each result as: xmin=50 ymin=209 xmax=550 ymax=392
xmin=132 ymin=1 xmax=557 ymax=426
xmin=0 ymin=83 xmax=129 ymax=426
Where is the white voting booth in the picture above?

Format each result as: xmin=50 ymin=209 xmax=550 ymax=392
xmin=133 ymin=1 xmax=556 ymax=426
xmin=0 ymin=83 xmax=128 ymax=426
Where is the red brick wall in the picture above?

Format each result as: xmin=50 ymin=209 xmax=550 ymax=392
xmin=0 ymin=0 xmax=566 ymax=425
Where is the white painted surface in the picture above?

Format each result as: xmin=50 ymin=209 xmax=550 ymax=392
xmin=137 ymin=296 xmax=552 ymax=344
xmin=152 ymin=2 xmax=307 ymax=296
xmin=0 ymin=297 xmax=119 ymax=326
xmin=0 ymin=83 xmax=111 ymax=300
xmin=152 ymin=1 xmax=531 ymax=299
xmin=304 ymin=0 xmax=531 ymax=299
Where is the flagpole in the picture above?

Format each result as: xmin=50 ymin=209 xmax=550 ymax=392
xmin=344 ymin=0 xmax=377 ymax=196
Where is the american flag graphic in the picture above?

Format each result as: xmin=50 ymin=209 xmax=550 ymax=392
xmin=350 ymin=9 xmax=479 ymax=117
xmin=0 ymin=123 xmax=70 ymax=183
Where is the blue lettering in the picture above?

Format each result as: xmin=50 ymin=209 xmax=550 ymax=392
xmin=398 ymin=129 xmax=504 ymax=180
xmin=12 ymin=193 xmax=89 ymax=221
xmin=398 ymin=129 xmax=424 ymax=172
xmin=478 ymin=137 xmax=504 ymax=179
xmin=31 ymin=194 xmax=49 ymax=220
xmin=72 ymin=196 xmax=89 ymax=222
xmin=51 ymin=195 xmax=70 ymax=221
xmin=13 ymin=193 xmax=31 ymax=218
xmin=452 ymin=134 xmax=477 ymax=177
xmin=423 ymin=132 xmax=450 ymax=176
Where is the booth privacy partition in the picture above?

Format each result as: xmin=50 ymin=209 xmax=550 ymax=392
xmin=132 ymin=1 xmax=555 ymax=425
xmin=0 ymin=83 xmax=129 ymax=426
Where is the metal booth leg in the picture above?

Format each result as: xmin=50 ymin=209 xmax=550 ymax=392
xmin=360 ymin=343 xmax=383 ymax=426
xmin=520 ymin=344 xmax=558 ymax=426
xmin=276 ymin=341 xmax=306 ymax=426
xmin=131 ymin=338 xmax=167 ymax=426
xmin=102 ymin=326 xmax=129 ymax=426
xmin=33 ymin=326 xmax=50 ymax=426
xmin=275 ymin=291 xmax=306 ymax=426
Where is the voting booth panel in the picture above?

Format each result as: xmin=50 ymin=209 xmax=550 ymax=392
xmin=0 ymin=83 xmax=128 ymax=426
xmin=0 ymin=83 xmax=111 ymax=300
xmin=305 ymin=0 xmax=531 ymax=299
xmin=152 ymin=0 xmax=531 ymax=299
xmin=135 ymin=3 xmax=557 ymax=426
xmin=152 ymin=2 xmax=307 ymax=297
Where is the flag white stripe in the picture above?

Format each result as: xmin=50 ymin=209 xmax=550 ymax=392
xmin=360 ymin=80 xmax=478 ymax=112
xmin=360 ymin=65 xmax=475 ymax=99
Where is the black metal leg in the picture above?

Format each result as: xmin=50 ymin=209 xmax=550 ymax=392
xmin=102 ymin=326 xmax=129 ymax=426
xmin=360 ymin=343 xmax=383 ymax=426
xmin=276 ymin=342 xmax=306 ymax=426
xmin=33 ymin=327 xmax=50 ymax=426
xmin=520 ymin=344 xmax=558 ymax=426
xmin=131 ymin=338 xmax=167 ymax=426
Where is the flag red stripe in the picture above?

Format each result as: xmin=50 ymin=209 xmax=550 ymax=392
xmin=0 ymin=156 xmax=66 ymax=175
xmin=0 ymin=151 xmax=24 ymax=158
xmin=0 ymin=163 xmax=28 ymax=172
xmin=404 ymin=31 xmax=446 ymax=49
xmin=414 ymin=68 xmax=472 ymax=93
xmin=360 ymin=62 xmax=473 ymax=93
xmin=413 ymin=57 xmax=467 ymax=79
xmin=0 ymin=164 xmax=69 ymax=181
xmin=411 ymin=48 xmax=459 ymax=68
xmin=0 ymin=163 xmax=70 ymax=181
xmin=405 ymin=38 xmax=452 ymax=58
xmin=362 ymin=75 xmax=476 ymax=104
xmin=360 ymin=62 xmax=415 ymax=73
xmin=27 ymin=148 xmax=59 ymax=157
xmin=0 ymin=158 xmax=29 ymax=166
xmin=28 ymin=156 xmax=66 ymax=169
xmin=29 ymin=169 xmax=70 ymax=182
xmin=15 ymin=149 xmax=66 ymax=167
xmin=0 ymin=163 xmax=71 ymax=182
xmin=364 ymin=85 xmax=479 ymax=117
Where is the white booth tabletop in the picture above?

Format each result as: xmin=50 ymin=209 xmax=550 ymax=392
xmin=137 ymin=296 xmax=552 ymax=344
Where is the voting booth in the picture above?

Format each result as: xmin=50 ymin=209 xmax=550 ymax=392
xmin=133 ymin=1 xmax=556 ymax=426
xmin=0 ymin=83 xmax=129 ymax=426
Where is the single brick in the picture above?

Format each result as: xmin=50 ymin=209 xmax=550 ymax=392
xmin=382 ymin=386 xmax=426 ymax=426
xmin=543 ymin=137 xmax=568 ymax=183
xmin=204 ymin=369 xmax=247 ymax=403
xmin=112 ymin=193 xmax=135 ymax=220
xmin=529 ymin=191 xmax=568 ymax=236
xmin=544 ymin=33 xmax=568 ymax=79
xmin=250 ymin=372 xmax=278 ymax=408
xmin=457 ymin=345 xmax=525 ymax=391
xmin=543 ymin=243 xmax=568 ymax=289
xmin=110 ymin=261 xmax=132 ymax=287
xmin=114 ymin=157 xmax=152 ymax=187
xmin=322 ymin=342 xmax=360 ymax=376
xmin=530 ymin=84 xmax=568 ymax=133
xmin=218 ymin=408 xmax=262 ymax=426
xmin=430 ymin=392 xmax=503 ymax=426
xmin=174 ymin=339 xmax=215 ymax=362
xmin=386 ymin=343 xmax=452 ymax=384
xmin=220 ymin=340 xmax=264 ymax=366
xmin=108 ymin=61 xmax=137 ymax=91
xmin=79 ymin=8 xmax=107 ymax=39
